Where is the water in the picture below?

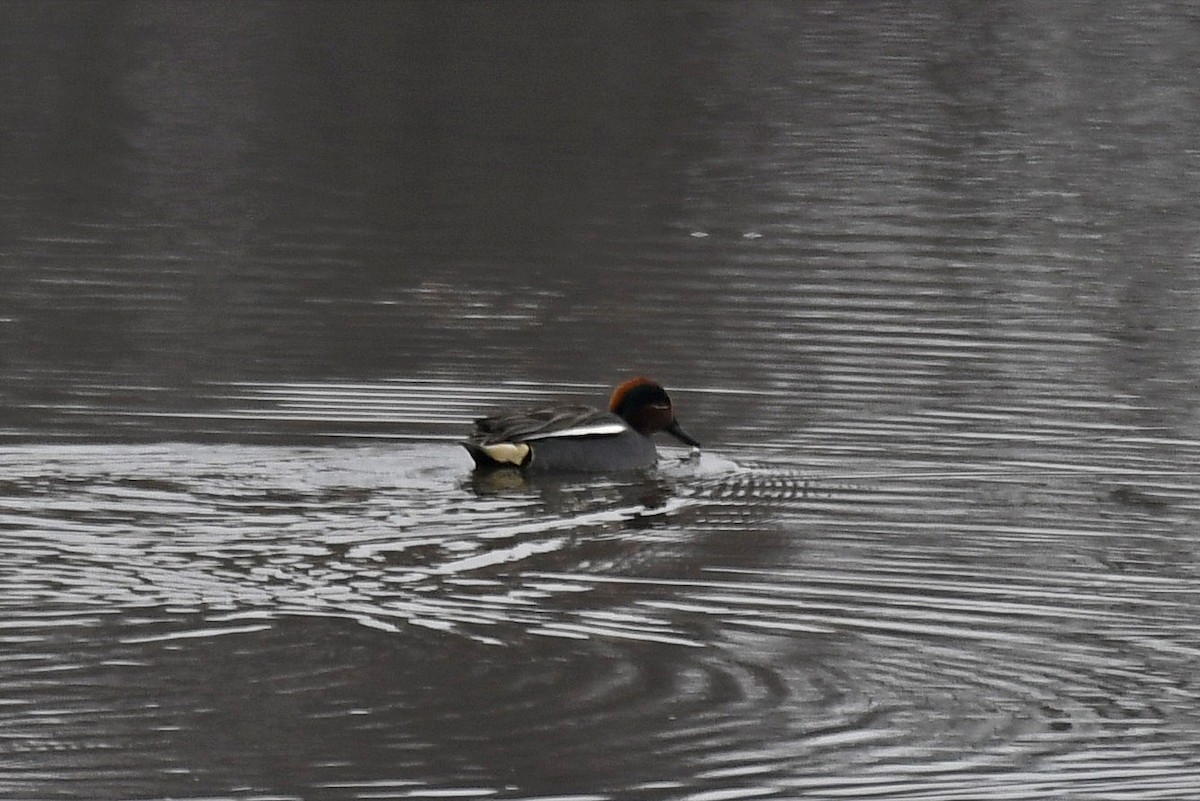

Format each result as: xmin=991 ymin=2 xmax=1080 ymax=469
xmin=4 ymin=2 xmax=1200 ymax=799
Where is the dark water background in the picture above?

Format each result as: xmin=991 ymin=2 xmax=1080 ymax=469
xmin=4 ymin=2 xmax=1200 ymax=799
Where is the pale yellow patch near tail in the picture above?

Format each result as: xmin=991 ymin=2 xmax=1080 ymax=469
xmin=481 ymin=442 xmax=530 ymax=466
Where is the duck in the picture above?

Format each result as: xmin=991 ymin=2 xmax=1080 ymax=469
xmin=462 ymin=376 xmax=700 ymax=472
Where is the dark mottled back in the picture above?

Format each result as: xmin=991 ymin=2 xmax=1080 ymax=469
xmin=469 ymin=405 xmax=616 ymax=445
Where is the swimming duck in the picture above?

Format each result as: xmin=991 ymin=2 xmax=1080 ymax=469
xmin=462 ymin=376 xmax=700 ymax=472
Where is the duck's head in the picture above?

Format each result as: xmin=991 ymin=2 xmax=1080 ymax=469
xmin=609 ymin=376 xmax=701 ymax=448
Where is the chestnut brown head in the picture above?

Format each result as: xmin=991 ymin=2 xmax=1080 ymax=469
xmin=608 ymin=376 xmax=700 ymax=447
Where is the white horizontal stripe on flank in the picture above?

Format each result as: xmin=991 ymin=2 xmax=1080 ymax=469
xmin=523 ymin=423 xmax=627 ymax=440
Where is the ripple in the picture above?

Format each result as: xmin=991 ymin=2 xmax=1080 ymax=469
xmin=4 ymin=437 xmax=1200 ymax=797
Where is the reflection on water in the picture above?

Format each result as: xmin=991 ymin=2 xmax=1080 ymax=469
xmin=3 ymin=440 xmax=1200 ymax=798
xmin=4 ymin=1 xmax=1200 ymax=799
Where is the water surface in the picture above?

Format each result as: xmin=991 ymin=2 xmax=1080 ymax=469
xmin=3 ymin=2 xmax=1200 ymax=799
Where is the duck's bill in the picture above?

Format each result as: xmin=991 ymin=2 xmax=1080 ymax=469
xmin=666 ymin=421 xmax=701 ymax=448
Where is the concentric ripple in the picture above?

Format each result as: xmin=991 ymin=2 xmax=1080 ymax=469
xmin=3 ymin=439 xmax=1200 ymax=798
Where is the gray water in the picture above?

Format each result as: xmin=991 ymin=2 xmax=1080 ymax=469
xmin=4 ymin=3 xmax=1200 ymax=799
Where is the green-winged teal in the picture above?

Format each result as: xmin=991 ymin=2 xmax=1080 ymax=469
xmin=462 ymin=376 xmax=700 ymax=472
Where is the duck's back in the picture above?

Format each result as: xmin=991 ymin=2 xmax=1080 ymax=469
xmin=470 ymin=405 xmax=612 ymax=445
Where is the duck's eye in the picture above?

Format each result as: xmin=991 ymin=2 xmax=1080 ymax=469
xmin=651 ymin=403 xmax=670 ymax=411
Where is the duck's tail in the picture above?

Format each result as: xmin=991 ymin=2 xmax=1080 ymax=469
xmin=461 ymin=441 xmax=531 ymax=469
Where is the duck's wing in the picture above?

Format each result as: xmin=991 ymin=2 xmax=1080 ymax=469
xmin=471 ymin=405 xmax=626 ymax=444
